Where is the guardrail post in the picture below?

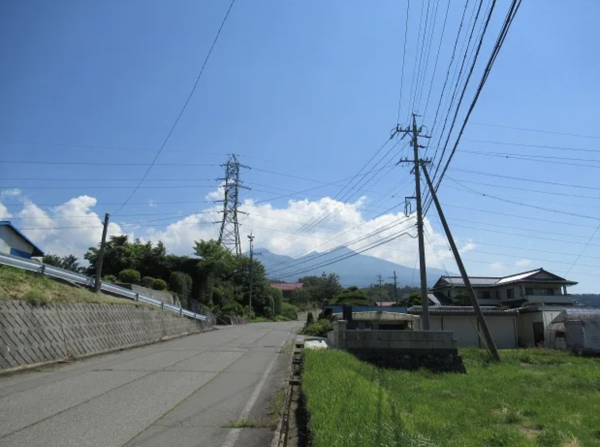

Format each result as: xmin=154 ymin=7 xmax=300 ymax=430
xmin=161 ymin=302 xmax=164 ymax=309
xmin=135 ymin=293 xmax=139 ymax=301
xmin=40 ymin=265 xmax=46 ymax=276
xmin=179 ymin=307 xmax=183 ymax=316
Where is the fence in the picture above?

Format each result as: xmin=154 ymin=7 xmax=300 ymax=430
xmin=0 ymin=252 xmax=211 ymax=323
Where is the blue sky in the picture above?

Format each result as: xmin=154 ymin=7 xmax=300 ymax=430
xmin=0 ymin=1 xmax=599 ymax=292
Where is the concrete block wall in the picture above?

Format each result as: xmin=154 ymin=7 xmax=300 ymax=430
xmin=333 ymin=320 xmax=465 ymax=373
xmin=0 ymin=300 xmax=212 ymax=371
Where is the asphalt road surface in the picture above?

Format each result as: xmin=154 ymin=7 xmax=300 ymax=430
xmin=0 ymin=321 xmax=302 ymax=447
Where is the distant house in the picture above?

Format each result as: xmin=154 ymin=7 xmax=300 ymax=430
xmin=270 ymin=282 xmax=303 ymax=299
xmin=0 ymin=221 xmax=44 ymax=259
xmin=431 ymin=268 xmax=577 ymax=308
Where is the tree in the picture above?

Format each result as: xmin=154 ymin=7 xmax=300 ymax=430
xmin=42 ymin=253 xmax=84 ymax=273
xmin=169 ymin=271 xmax=193 ymax=307
xmin=400 ymin=292 xmax=422 ymax=307
xmin=194 ymin=240 xmax=236 ymax=306
xmin=333 ymin=286 xmax=371 ymax=306
xmin=289 ymin=288 xmax=313 ymax=308
xmin=454 ymin=292 xmax=471 ymax=306
xmin=298 ymin=272 xmax=342 ymax=304
xmin=42 ymin=254 xmax=63 ymax=267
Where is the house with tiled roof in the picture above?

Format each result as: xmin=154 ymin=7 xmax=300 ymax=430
xmin=431 ymin=268 xmax=577 ymax=308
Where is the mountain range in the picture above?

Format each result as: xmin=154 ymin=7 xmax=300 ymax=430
xmin=256 ymin=246 xmax=452 ymax=287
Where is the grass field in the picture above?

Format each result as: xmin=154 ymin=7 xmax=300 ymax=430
xmin=303 ymin=349 xmax=600 ymax=447
xmin=0 ymin=265 xmax=140 ymax=306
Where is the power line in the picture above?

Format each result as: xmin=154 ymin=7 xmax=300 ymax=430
xmin=470 ymin=122 xmax=600 ymax=140
xmin=446 ymin=177 xmax=600 ymax=201
xmin=463 ymin=139 xmax=600 ymax=154
xmin=431 ymin=0 xmax=523 ymax=197
xmin=421 ymin=0 xmax=452 ymax=121
xmin=447 ymin=178 xmax=600 ymax=221
xmin=396 ymin=0 xmax=411 ymax=123
xmin=0 ymin=185 xmax=217 ymax=190
xmin=449 ymin=168 xmax=600 ymax=191
xmin=111 ymin=0 xmax=237 ymax=215
xmin=459 ymin=149 xmax=600 ymax=165
xmin=0 ymin=160 xmax=218 ymax=167
xmin=443 ymin=203 xmax=598 ymax=229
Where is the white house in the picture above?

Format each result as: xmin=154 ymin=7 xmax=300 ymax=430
xmin=431 ymin=268 xmax=577 ymax=308
xmin=0 ymin=221 xmax=44 ymax=259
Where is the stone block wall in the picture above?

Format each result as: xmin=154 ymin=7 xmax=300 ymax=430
xmin=0 ymin=300 xmax=212 ymax=371
xmin=333 ymin=320 xmax=465 ymax=373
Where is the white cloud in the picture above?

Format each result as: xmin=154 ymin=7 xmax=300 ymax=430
xmin=1 ymin=188 xmax=22 ymax=198
xmin=148 ymin=200 xmax=158 ymax=208
xmin=1 ymin=187 xmax=455 ymax=271
xmin=489 ymin=262 xmax=505 ymax=271
xmin=515 ymin=259 xmax=532 ymax=267
xmin=15 ymin=195 xmax=124 ymax=260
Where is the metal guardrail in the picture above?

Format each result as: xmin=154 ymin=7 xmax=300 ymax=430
xmin=0 ymin=252 xmax=210 ymax=322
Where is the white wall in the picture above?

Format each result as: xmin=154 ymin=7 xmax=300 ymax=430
xmin=432 ymin=315 xmax=517 ymax=349
xmin=0 ymin=226 xmax=34 ymax=256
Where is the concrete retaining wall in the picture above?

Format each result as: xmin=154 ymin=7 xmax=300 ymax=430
xmin=333 ymin=320 xmax=465 ymax=373
xmin=0 ymin=300 xmax=212 ymax=371
xmin=117 ymin=283 xmax=180 ymax=307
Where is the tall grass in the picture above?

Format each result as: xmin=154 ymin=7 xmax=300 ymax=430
xmin=303 ymin=349 xmax=600 ymax=447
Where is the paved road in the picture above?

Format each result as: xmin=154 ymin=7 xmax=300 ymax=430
xmin=0 ymin=321 xmax=302 ymax=447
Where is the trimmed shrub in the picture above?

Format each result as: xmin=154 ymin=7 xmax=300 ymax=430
xmin=301 ymin=320 xmax=333 ymax=337
xmin=141 ymin=276 xmax=155 ymax=288
xmin=280 ymin=302 xmax=299 ymax=320
xmin=152 ymin=278 xmax=168 ymax=291
xmin=118 ymin=269 xmax=141 ymax=284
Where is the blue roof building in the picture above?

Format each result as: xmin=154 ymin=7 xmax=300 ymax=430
xmin=0 ymin=221 xmax=44 ymax=258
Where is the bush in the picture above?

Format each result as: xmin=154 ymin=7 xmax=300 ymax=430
xmin=118 ymin=269 xmax=141 ymax=284
xmin=152 ymin=278 xmax=168 ymax=291
xmin=102 ymin=275 xmax=117 ymax=283
xmin=301 ymin=320 xmax=333 ymax=337
xmin=169 ymin=271 xmax=192 ymax=299
xmin=141 ymin=276 xmax=155 ymax=288
xmin=306 ymin=311 xmax=314 ymax=325
xmin=280 ymin=302 xmax=299 ymax=320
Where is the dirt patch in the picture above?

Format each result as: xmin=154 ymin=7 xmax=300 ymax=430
xmin=519 ymin=426 xmax=541 ymax=440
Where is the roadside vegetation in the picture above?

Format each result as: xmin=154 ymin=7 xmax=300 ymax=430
xmin=0 ymin=265 xmax=139 ymax=306
xmin=303 ymin=348 xmax=600 ymax=447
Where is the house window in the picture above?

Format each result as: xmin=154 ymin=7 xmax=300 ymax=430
xmin=478 ymin=291 xmax=491 ymax=299
xmin=545 ymin=288 xmax=554 ymax=296
xmin=525 ymin=288 xmax=534 ymax=296
xmin=495 ymin=291 xmax=500 ymax=299
xmin=506 ymin=288 xmax=514 ymax=299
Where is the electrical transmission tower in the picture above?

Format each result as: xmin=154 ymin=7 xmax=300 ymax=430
xmin=216 ymin=154 xmax=249 ymax=256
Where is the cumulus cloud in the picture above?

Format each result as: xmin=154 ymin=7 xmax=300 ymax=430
xmin=1 ymin=187 xmax=461 ymax=272
xmin=14 ymin=196 xmax=124 ymax=259
xmin=515 ymin=259 xmax=532 ymax=267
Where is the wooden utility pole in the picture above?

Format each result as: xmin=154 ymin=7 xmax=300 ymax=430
xmin=94 ymin=213 xmax=110 ymax=293
xmin=389 ymin=271 xmax=398 ymax=303
xmin=376 ymin=273 xmax=384 ymax=304
xmin=393 ymin=114 xmax=431 ymax=329
xmin=247 ymin=232 xmax=255 ymax=318
xmin=421 ymin=165 xmax=500 ymax=361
